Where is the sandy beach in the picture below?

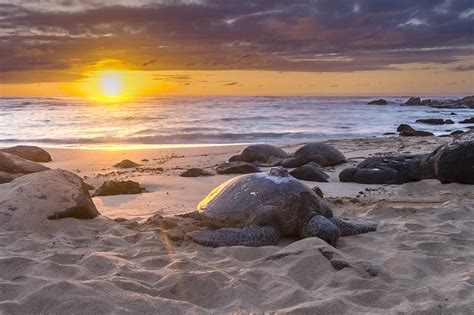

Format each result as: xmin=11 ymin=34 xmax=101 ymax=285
xmin=0 ymin=136 xmax=473 ymax=314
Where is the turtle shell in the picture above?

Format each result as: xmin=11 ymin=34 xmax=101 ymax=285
xmin=197 ymin=169 xmax=333 ymax=233
xmin=294 ymin=143 xmax=347 ymax=166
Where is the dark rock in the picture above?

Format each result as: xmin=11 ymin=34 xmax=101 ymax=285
xmin=353 ymin=168 xmax=404 ymax=184
xmin=289 ymin=162 xmax=329 ymax=182
xmin=426 ymin=131 xmax=474 ymax=184
xmin=94 ymin=180 xmax=145 ymax=196
xmin=289 ymin=143 xmax=347 ymax=167
xmin=450 ymin=130 xmax=464 ymax=136
xmin=368 ymin=99 xmax=387 ymax=105
xmin=113 ymin=159 xmax=140 ymax=168
xmin=339 ymin=168 xmax=357 ymax=182
xmin=0 ymin=169 xmax=100 ymax=231
xmin=312 ymin=186 xmax=324 ymax=198
xmin=405 ymin=97 xmax=422 ymax=105
xmin=0 ymin=152 xmax=50 ymax=175
xmin=450 ymin=112 xmax=457 ymax=115
xmin=397 ymin=124 xmax=415 ymax=132
xmin=416 ymin=118 xmax=445 ymax=125
xmin=239 ymin=144 xmax=289 ymax=165
xmin=180 ymin=168 xmax=213 ymax=177
xmin=0 ymin=146 xmax=52 ymax=162
xmin=399 ymin=130 xmax=434 ymax=137
xmin=216 ymin=161 xmax=260 ymax=174
xmin=383 ymin=132 xmax=397 ymax=135
xmin=444 ymin=119 xmax=455 ymax=124
xmin=459 ymin=117 xmax=474 ymax=124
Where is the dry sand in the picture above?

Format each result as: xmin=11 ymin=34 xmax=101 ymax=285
xmin=0 ymin=136 xmax=473 ymax=314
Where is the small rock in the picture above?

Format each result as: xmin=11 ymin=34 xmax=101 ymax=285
xmin=368 ymin=99 xmax=387 ymax=105
xmin=216 ymin=161 xmax=260 ymax=174
xmin=94 ymin=180 xmax=145 ymax=196
xmin=113 ymin=159 xmax=140 ymax=168
xmin=444 ymin=119 xmax=454 ymax=124
xmin=180 ymin=168 xmax=214 ymax=177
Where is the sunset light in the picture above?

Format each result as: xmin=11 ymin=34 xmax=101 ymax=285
xmin=99 ymin=71 xmax=123 ymax=99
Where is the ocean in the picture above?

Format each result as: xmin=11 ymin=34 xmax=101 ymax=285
xmin=0 ymin=96 xmax=472 ymax=148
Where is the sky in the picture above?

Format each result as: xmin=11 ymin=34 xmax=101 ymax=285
xmin=0 ymin=0 xmax=473 ymax=97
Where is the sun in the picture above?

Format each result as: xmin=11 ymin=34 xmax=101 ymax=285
xmin=98 ymin=70 xmax=124 ymax=100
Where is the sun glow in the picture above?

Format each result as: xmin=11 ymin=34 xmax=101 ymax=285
xmin=99 ymin=71 xmax=123 ymax=99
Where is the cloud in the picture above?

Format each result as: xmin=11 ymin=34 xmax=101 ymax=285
xmin=1 ymin=0 xmax=473 ymax=83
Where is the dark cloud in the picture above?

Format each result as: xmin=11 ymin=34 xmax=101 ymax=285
xmin=1 ymin=0 xmax=473 ymax=82
xmin=223 ymin=82 xmax=237 ymax=86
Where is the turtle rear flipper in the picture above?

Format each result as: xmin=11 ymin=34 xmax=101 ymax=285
xmin=299 ymin=215 xmax=340 ymax=246
xmin=329 ymin=217 xmax=377 ymax=236
xmin=187 ymin=226 xmax=280 ymax=247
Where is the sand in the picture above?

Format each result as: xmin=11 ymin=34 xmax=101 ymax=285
xmin=0 ymin=136 xmax=473 ymax=314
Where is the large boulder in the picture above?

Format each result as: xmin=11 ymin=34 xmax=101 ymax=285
xmin=405 ymin=97 xmax=422 ymax=105
xmin=0 ymin=169 xmax=100 ymax=232
xmin=459 ymin=117 xmax=474 ymax=124
xmin=0 ymin=152 xmax=49 ymax=177
xmin=339 ymin=155 xmax=434 ymax=184
xmin=0 ymin=145 xmax=52 ymax=162
xmin=289 ymin=162 xmax=329 ymax=182
xmin=237 ymin=144 xmax=289 ymax=165
xmin=426 ymin=131 xmax=474 ymax=184
xmin=216 ymin=161 xmax=260 ymax=174
xmin=397 ymin=124 xmax=415 ymax=132
xmin=282 ymin=143 xmax=347 ymax=168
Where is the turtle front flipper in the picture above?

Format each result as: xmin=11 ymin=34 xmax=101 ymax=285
xmin=300 ymin=215 xmax=340 ymax=246
xmin=329 ymin=217 xmax=377 ymax=236
xmin=187 ymin=226 xmax=280 ymax=247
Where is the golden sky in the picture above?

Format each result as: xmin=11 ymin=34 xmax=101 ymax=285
xmin=0 ymin=1 xmax=473 ymax=97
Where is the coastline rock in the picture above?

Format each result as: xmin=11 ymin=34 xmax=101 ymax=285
xmin=239 ymin=144 xmax=289 ymax=166
xmin=405 ymin=97 xmax=422 ymax=106
xmin=94 ymin=180 xmax=146 ymax=196
xmin=0 ymin=152 xmax=50 ymax=176
xmin=0 ymin=145 xmax=52 ymax=162
xmin=444 ymin=119 xmax=455 ymax=124
xmin=415 ymin=118 xmax=445 ymax=125
xmin=368 ymin=99 xmax=387 ymax=105
xmin=450 ymin=130 xmax=464 ymax=136
xmin=459 ymin=117 xmax=474 ymax=124
xmin=113 ymin=159 xmax=140 ymax=168
xmin=180 ymin=168 xmax=214 ymax=177
xmin=427 ymin=131 xmax=474 ymax=184
xmin=0 ymin=169 xmax=100 ymax=231
xmin=216 ymin=161 xmax=260 ymax=174
xmin=282 ymin=143 xmax=347 ymax=168
xmin=399 ymin=130 xmax=434 ymax=137
xmin=289 ymin=162 xmax=329 ymax=182
xmin=397 ymin=124 xmax=415 ymax=132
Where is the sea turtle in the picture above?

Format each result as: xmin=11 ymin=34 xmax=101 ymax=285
xmin=182 ymin=167 xmax=376 ymax=247
xmin=229 ymin=144 xmax=289 ymax=166
xmin=281 ymin=142 xmax=347 ymax=168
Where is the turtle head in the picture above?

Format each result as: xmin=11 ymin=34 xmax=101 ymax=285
xmin=268 ymin=167 xmax=289 ymax=177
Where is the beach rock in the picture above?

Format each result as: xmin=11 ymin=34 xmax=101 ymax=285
xmin=368 ymin=99 xmax=387 ymax=105
xmin=426 ymin=131 xmax=474 ymax=184
xmin=0 ymin=145 xmax=52 ymax=162
xmin=0 ymin=169 xmax=100 ymax=231
xmin=0 ymin=171 xmax=21 ymax=184
xmin=0 ymin=152 xmax=50 ymax=175
xmin=459 ymin=117 xmax=474 ymax=124
xmin=284 ymin=143 xmax=347 ymax=168
xmin=450 ymin=130 xmax=464 ymax=136
xmin=94 ymin=180 xmax=146 ymax=196
xmin=444 ymin=119 xmax=455 ymax=124
xmin=339 ymin=155 xmax=434 ymax=184
xmin=397 ymin=124 xmax=416 ymax=132
xmin=216 ymin=161 xmax=260 ymax=174
xmin=239 ymin=144 xmax=289 ymax=165
xmin=415 ymin=118 xmax=445 ymax=125
xmin=180 ymin=168 xmax=213 ymax=177
xmin=405 ymin=97 xmax=422 ymax=105
xmin=290 ymin=162 xmax=329 ymax=182
xmin=113 ymin=159 xmax=140 ymax=168
xmin=399 ymin=130 xmax=434 ymax=137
